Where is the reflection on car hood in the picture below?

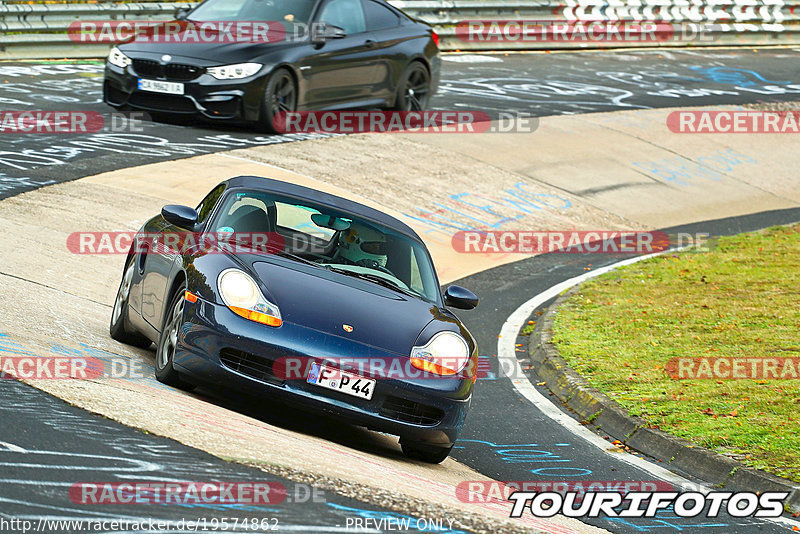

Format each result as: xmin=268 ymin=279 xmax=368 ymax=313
xmin=118 ymin=21 xmax=300 ymax=64
xmin=251 ymin=260 xmax=439 ymax=355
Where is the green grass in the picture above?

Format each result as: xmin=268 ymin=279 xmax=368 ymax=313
xmin=551 ymin=224 xmax=800 ymax=483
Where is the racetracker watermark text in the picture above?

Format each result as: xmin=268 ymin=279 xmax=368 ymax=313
xmin=452 ymin=231 xmax=672 ymax=254
xmin=666 ymin=357 xmax=800 ymax=379
xmin=67 ymin=232 xmax=292 ymax=255
xmin=1 ymin=111 xmax=148 ymax=134
xmin=667 ymin=111 xmax=800 ymax=133
xmin=0 ymin=356 xmax=148 ymax=380
xmin=273 ymin=111 xmax=537 ymax=134
xmin=456 ymin=20 xmax=720 ymax=43
xmin=70 ymin=482 xmax=291 ymax=505
xmin=456 ymin=481 xmax=674 ymax=504
xmin=71 ymin=20 xmax=287 ymax=44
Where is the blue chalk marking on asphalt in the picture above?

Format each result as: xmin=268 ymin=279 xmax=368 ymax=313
xmin=607 ymin=517 xmax=729 ymax=531
xmin=327 ymin=503 xmax=469 ymax=533
xmin=0 ymin=333 xmax=34 ymax=356
xmin=529 ymin=467 xmax=592 ymax=476
xmin=689 ymin=66 xmax=793 ymax=87
xmin=632 ymin=149 xmax=757 ymax=186
xmin=452 ymin=440 xmax=586 ymax=471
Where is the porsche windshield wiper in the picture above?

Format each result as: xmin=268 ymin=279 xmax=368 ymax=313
xmin=326 ymin=267 xmax=417 ymax=298
xmin=272 ymin=249 xmax=327 ymax=269
xmin=234 ymin=239 xmax=326 ymax=269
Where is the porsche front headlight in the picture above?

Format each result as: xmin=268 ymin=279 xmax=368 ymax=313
xmin=207 ymin=63 xmax=263 ymax=80
xmin=107 ymin=47 xmax=132 ymax=68
xmin=410 ymin=331 xmax=470 ymax=375
xmin=218 ymin=269 xmax=281 ymax=327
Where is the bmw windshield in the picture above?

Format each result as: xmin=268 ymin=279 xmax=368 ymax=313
xmin=188 ymin=0 xmax=318 ymax=24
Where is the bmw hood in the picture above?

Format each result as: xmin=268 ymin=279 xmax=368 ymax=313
xmin=251 ymin=260 xmax=441 ymax=356
xmin=118 ymin=20 xmax=301 ymax=64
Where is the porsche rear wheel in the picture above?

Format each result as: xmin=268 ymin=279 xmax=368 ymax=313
xmin=400 ymin=440 xmax=452 ymax=464
xmin=155 ymin=286 xmax=195 ymax=391
xmin=109 ymin=262 xmax=151 ymax=348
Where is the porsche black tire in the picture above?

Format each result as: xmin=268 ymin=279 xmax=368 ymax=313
xmin=400 ymin=440 xmax=453 ymax=464
xmin=155 ymin=285 xmax=196 ymax=391
xmin=260 ymin=67 xmax=297 ymax=134
xmin=109 ymin=261 xmax=152 ymax=348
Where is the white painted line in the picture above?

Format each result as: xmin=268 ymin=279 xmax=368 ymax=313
xmin=497 ymin=252 xmax=800 ymax=530
xmin=0 ymin=441 xmax=27 ymax=452
xmin=441 ymin=55 xmax=504 ymax=63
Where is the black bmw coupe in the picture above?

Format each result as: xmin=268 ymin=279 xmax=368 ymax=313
xmin=110 ymin=177 xmax=478 ymax=463
xmin=103 ymin=0 xmax=440 ymax=131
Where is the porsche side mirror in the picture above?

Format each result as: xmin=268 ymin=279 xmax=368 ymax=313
xmin=311 ymin=23 xmax=346 ymax=45
xmin=162 ymin=205 xmax=198 ymax=229
xmin=444 ymin=285 xmax=479 ymax=310
xmin=175 ymin=6 xmax=191 ymax=20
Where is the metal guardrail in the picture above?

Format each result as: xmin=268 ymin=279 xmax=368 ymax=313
xmin=1 ymin=0 xmax=800 ymax=59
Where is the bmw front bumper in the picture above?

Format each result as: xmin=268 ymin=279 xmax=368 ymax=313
xmin=103 ymin=60 xmax=268 ymax=122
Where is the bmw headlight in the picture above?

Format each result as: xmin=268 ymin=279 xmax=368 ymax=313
xmin=218 ymin=269 xmax=282 ymax=327
xmin=207 ymin=63 xmax=263 ymax=80
xmin=107 ymin=47 xmax=132 ymax=68
xmin=410 ymin=332 xmax=470 ymax=376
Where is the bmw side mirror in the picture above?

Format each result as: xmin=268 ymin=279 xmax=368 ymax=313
xmin=311 ymin=23 xmax=347 ymax=45
xmin=175 ymin=6 xmax=191 ymax=20
xmin=444 ymin=285 xmax=479 ymax=310
xmin=162 ymin=205 xmax=198 ymax=229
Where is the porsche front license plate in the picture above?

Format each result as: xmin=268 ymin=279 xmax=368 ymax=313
xmin=138 ymin=79 xmax=184 ymax=95
xmin=307 ymin=363 xmax=375 ymax=400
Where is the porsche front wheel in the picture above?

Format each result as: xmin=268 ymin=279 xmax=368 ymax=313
xmin=400 ymin=440 xmax=452 ymax=464
xmin=155 ymin=286 xmax=195 ymax=391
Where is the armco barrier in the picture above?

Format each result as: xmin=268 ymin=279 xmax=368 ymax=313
xmin=1 ymin=0 xmax=800 ymax=59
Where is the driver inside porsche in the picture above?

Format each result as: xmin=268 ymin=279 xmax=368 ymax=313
xmin=333 ymin=223 xmax=389 ymax=270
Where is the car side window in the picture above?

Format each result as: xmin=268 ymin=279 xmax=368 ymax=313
xmin=318 ymin=0 xmax=366 ymax=35
xmin=363 ymin=0 xmax=399 ymax=31
xmin=195 ymin=184 xmax=226 ymax=224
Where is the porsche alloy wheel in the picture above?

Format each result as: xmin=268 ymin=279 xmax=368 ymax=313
xmin=155 ymin=286 xmax=195 ymax=391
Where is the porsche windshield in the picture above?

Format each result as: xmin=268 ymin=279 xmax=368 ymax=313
xmin=210 ymin=190 xmax=440 ymax=303
xmin=188 ymin=0 xmax=317 ymax=24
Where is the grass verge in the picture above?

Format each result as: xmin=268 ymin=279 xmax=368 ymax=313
xmin=551 ymin=224 xmax=800 ymax=483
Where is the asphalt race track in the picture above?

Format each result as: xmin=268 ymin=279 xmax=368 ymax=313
xmin=0 ymin=379 xmax=444 ymax=533
xmin=2 ymin=48 xmax=800 ymax=199
xmin=450 ymin=210 xmax=800 ymax=533
xmin=2 ymin=48 xmax=800 ymax=534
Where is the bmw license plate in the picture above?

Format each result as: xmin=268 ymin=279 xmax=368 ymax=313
xmin=307 ymin=363 xmax=375 ymax=400
xmin=138 ymin=79 xmax=184 ymax=95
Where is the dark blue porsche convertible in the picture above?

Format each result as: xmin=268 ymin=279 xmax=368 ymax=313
xmin=110 ymin=176 xmax=478 ymax=462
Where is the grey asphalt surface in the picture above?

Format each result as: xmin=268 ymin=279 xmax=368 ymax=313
xmin=2 ymin=48 xmax=800 ymax=199
xmin=0 ymin=378 xmax=475 ymax=534
xmin=2 ymin=49 xmax=800 ymax=534
xmin=450 ymin=209 xmax=800 ymax=534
